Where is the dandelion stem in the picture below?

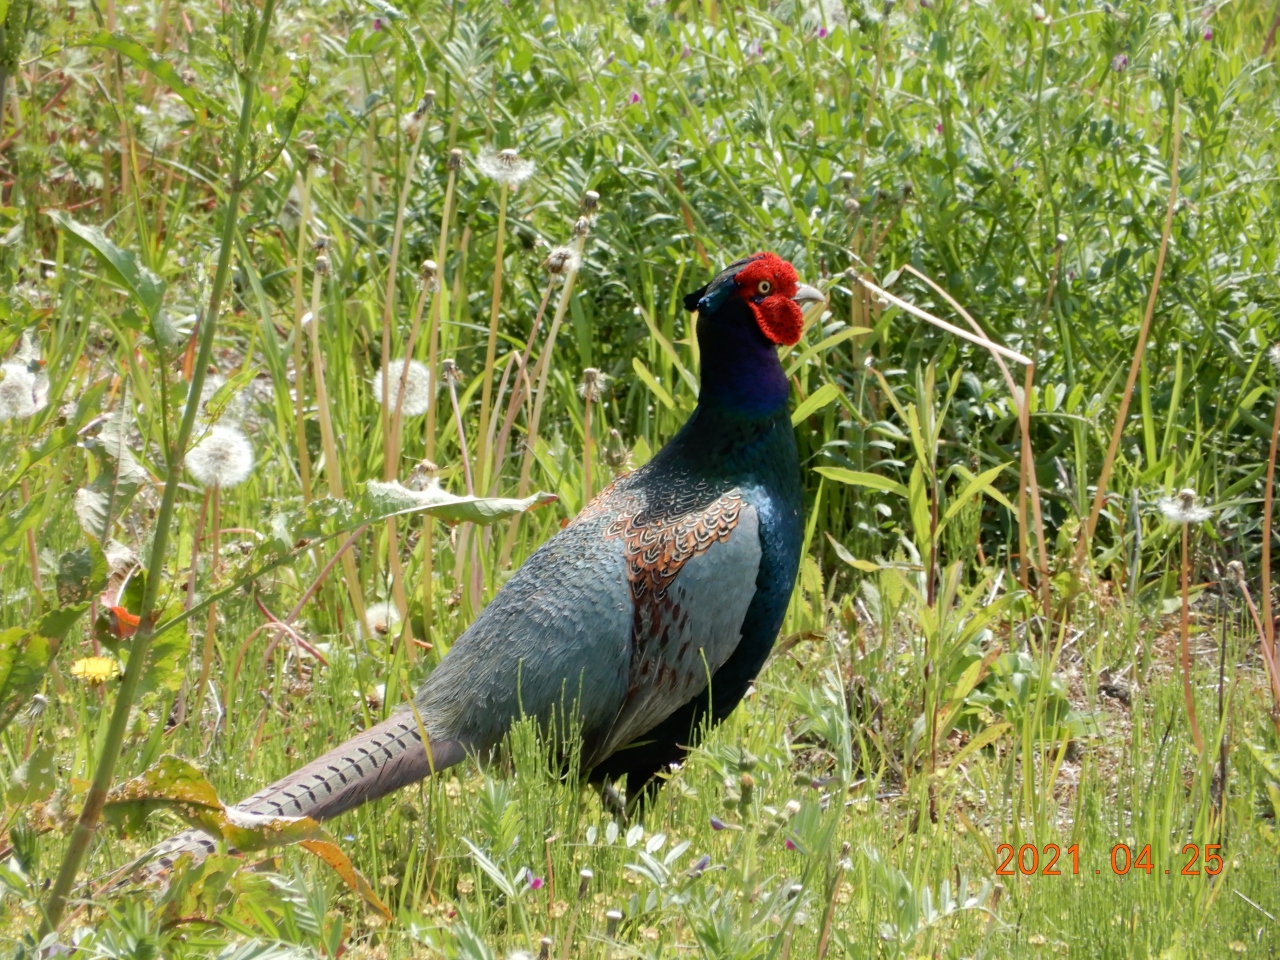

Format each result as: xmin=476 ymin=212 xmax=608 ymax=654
xmin=476 ymin=182 xmax=510 ymax=492
xmin=1180 ymin=521 xmax=1205 ymax=755
xmin=194 ymin=483 xmax=221 ymax=738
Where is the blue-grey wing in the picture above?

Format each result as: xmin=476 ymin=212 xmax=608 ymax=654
xmin=589 ymin=498 xmax=761 ymax=765
xmin=412 ymin=506 xmax=634 ymax=752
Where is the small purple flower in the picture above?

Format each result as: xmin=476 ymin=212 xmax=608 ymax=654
xmin=1203 ymin=28 xmax=1213 ymax=41
xmin=710 ymin=816 xmax=729 ymax=831
xmin=1111 ymin=53 xmax=1128 ymax=72
xmin=629 ymin=91 xmax=641 ymax=104
xmin=689 ymin=854 xmax=711 ymax=876
xmin=681 ymin=45 xmax=692 ymax=59
xmin=785 ymin=838 xmax=797 ymax=850
xmin=935 ymin=122 xmax=944 ymax=133
xmin=756 ymin=42 xmax=765 ymax=56
xmin=525 ymin=868 xmax=544 ymax=891
xmin=372 ymin=17 xmax=383 ymax=31
xmin=818 ymin=27 xmax=828 ymax=38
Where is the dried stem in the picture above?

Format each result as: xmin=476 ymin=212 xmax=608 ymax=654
xmin=1231 ymin=571 xmax=1280 ymax=735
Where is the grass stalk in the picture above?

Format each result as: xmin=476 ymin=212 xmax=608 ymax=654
xmin=291 ymin=168 xmax=315 ymax=505
xmin=19 ymin=478 xmax=41 ymax=612
xmin=1079 ymin=93 xmax=1180 ymax=559
xmin=39 ymin=0 xmax=280 ymax=931
xmin=306 ymin=248 xmax=369 ymax=631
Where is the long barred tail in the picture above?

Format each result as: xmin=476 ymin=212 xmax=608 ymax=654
xmin=122 ymin=711 xmax=466 ymax=880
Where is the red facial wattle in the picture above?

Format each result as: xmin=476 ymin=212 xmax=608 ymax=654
xmin=732 ymin=253 xmax=805 ymax=346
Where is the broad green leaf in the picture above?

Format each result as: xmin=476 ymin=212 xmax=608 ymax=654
xmin=784 ymin=326 xmax=871 ymax=378
xmin=0 ymin=627 xmax=51 ymax=734
xmin=940 ymin=462 xmax=1013 ymax=530
xmin=75 ymin=31 xmax=228 ymax=119
xmin=46 ymin=211 xmax=175 ymax=344
xmin=55 ymin=541 xmax=108 ymax=607
xmin=825 ymin=532 xmax=879 ymax=573
xmin=6 ymin=743 xmax=56 ymax=808
xmin=908 ymin=462 xmax=932 ymax=552
xmin=0 ymin=499 xmax=39 ymax=559
xmin=815 ymin=467 xmax=908 ymax=499
xmin=632 ymin=357 xmax=675 ymax=411
xmin=250 ymin=63 xmax=314 ymax=178
xmin=791 ymin=382 xmax=841 ymax=425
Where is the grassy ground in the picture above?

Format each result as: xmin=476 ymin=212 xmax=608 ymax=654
xmin=1 ymin=0 xmax=1280 ymax=956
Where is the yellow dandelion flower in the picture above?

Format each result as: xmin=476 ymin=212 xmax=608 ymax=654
xmin=71 ymin=656 xmax=122 ymax=684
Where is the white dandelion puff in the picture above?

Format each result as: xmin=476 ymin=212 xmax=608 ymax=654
xmin=1268 ymin=342 xmax=1280 ymax=374
xmin=187 ymin=424 xmax=254 ymax=488
xmin=0 ymin=362 xmax=38 ymax=421
xmin=1158 ymin=488 xmax=1211 ymax=524
xmin=476 ymin=147 xmax=535 ymax=188
xmin=364 ymin=601 xmax=400 ymax=638
xmin=578 ymin=367 xmax=608 ymax=401
xmin=545 ymin=245 xmax=582 ymax=276
xmin=372 ymin=359 xmax=432 ymax=417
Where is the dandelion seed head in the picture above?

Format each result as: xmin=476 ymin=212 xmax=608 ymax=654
xmin=448 ymin=147 xmax=465 ymax=171
xmin=365 ymin=601 xmax=400 ymax=638
xmin=581 ymin=189 xmax=600 ymax=214
xmin=400 ymin=110 xmax=425 ymax=140
xmin=187 ymin=424 xmax=254 ymax=488
xmin=372 ymin=359 xmax=432 ymax=417
xmin=420 ymin=259 xmax=440 ymax=292
xmin=579 ymin=368 xmax=608 ymax=402
xmin=305 ymin=143 xmax=323 ymax=166
xmin=477 ymin=146 xmax=535 ymax=188
xmin=1268 ymin=342 xmax=1280 ymax=373
xmin=1158 ymin=488 xmax=1211 ymax=524
xmin=844 ymin=196 xmax=861 ymax=218
xmin=314 ymin=253 xmax=331 ymax=276
xmin=0 ymin=362 xmax=38 ymax=421
xmin=1226 ymin=560 xmax=1247 ymax=590
xmin=572 ymin=216 xmax=591 ymax=239
xmin=441 ymin=359 xmax=463 ymax=386
xmin=545 ymin=245 xmax=582 ymax=276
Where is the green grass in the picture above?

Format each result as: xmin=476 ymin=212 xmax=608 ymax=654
xmin=1 ymin=0 xmax=1279 ymax=956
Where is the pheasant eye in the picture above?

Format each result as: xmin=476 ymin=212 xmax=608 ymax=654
xmin=756 ymin=280 xmax=772 ymax=295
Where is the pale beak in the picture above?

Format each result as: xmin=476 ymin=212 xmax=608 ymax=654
xmin=791 ymin=282 xmax=826 ymax=306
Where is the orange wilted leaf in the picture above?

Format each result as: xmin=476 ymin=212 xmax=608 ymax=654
xmin=107 ymin=606 xmax=141 ymax=638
